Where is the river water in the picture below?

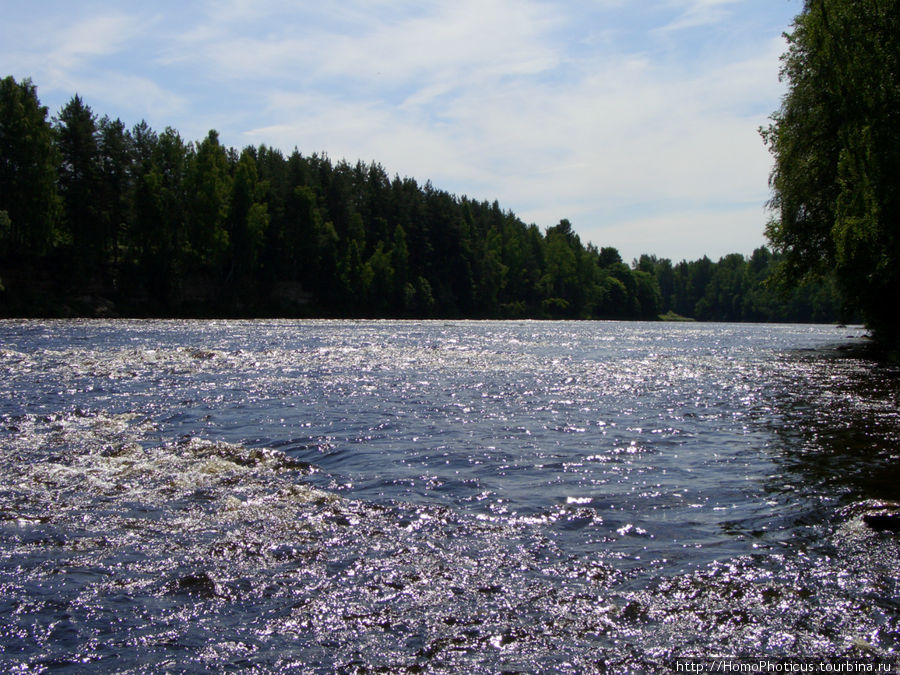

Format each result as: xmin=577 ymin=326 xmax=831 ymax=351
xmin=1 ymin=319 xmax=898 ymax=672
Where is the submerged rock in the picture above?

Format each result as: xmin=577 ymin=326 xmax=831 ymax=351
xmin=863 ymin=511 xmax=900 ymax=532
xmin=858 ymin=501 xmax=900 ymax=532
xmin=173 ymin=571 xmax=220 ymax=598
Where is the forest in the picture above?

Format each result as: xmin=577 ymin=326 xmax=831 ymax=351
xmin=763 ymin=0 xmax=899 ymax=346
xmin=1 ymin=75 xmax=845 ymax=322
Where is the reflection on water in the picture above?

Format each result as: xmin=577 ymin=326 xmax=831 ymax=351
xmin=0 ymin=319 xmax=897 ymax=672
xmin=766 ymin=349 xmax=900 ymax=502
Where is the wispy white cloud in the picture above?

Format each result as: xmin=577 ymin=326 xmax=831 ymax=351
xmin=36 ymin=13 xmax=149 ymax=83
xmin=658 ymin=0 xmax=742 ymax=32
xmin=175 ymin=0 xmax=562 ymax=95
xmin=74 ymin=73 xmax=189 ymax=121
xmin=1 ymin=8 xmax=181 ymax=119
xmin=232 ymin=0 xmax=791 ymax=260
xmin=53 ymin=15 xmax=141 ymax=58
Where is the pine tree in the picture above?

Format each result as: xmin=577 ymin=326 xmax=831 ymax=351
xmin=0 ymin=76 xmax=61 ymax=256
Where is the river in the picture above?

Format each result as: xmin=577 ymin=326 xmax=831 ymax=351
xmin=1 ymin=319 xmax=898 ymax=672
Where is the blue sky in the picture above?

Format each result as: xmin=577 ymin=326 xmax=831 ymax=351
xmin=2 ymin=0 xmax=801 ymax=262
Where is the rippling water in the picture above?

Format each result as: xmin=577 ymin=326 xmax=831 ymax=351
xmin=1 ymin=319 xmax=898 ymax=672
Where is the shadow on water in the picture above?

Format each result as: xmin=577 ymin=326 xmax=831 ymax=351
xmin=765 ymin=346 xmax=900 ymax=505
xmin=610 ymin=344 xmax=900 ymax=665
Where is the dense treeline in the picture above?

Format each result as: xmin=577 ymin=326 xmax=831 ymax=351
xmin=763 ymin=0 xmax=899 ymax=345
xmin=1 ymin=76 xmax=845 ymax=322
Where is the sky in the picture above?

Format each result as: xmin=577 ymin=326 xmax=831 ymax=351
xmin=2 ymin=0 xmax=802 ymax=263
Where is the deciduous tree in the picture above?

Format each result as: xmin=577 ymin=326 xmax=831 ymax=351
xmin=763 ymin=0 xmax=900 ymax=343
